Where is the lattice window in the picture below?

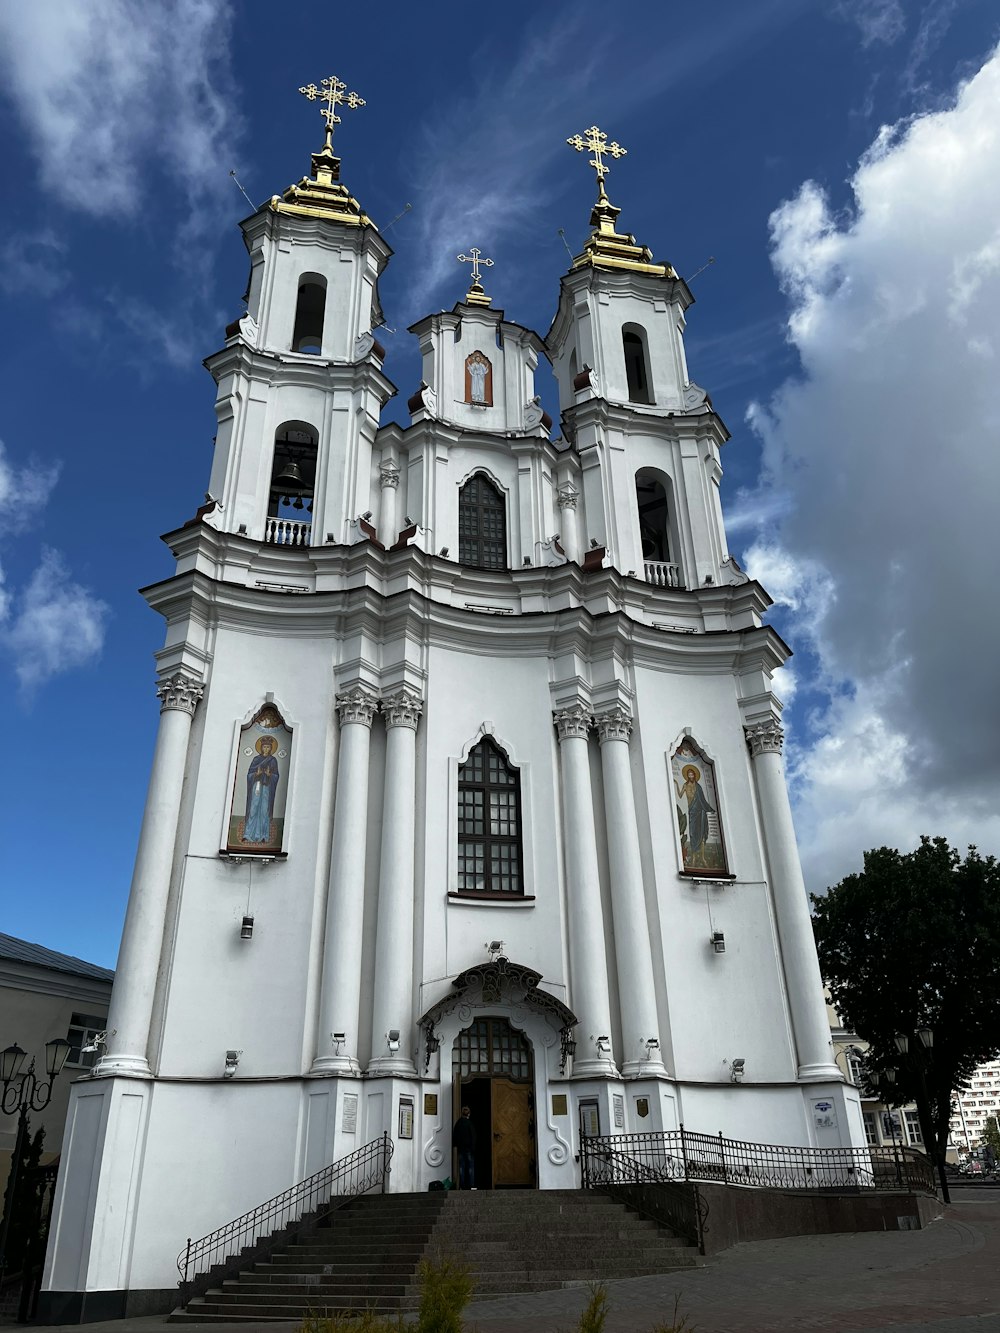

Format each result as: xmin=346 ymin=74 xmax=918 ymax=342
xmin=458 ymin=737 xmax=523 ymax=895
xmin=454 ymin=1018 xmax=531 ymax=1079
xmin=458 ymin=474 xmax=507 ymax=571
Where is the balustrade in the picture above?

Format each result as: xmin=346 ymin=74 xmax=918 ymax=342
xmin=265 ymin=517 xmax=312 ymax=547
xmin=644 ymin=560 xmax=682 ymax=588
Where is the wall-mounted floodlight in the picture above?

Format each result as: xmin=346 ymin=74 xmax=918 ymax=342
xmin=224 ymin=1050 xmax=241 ymax=1079
xmin=387 ymin=1030 xmax=401 ymax=1053
xmin=240 ymin=915 xmax=254 ymax=939
xmin=332 ymin=1032 xmax=346 ymax=1054
xmin=486 ymin=940 xmax=505 ymax=961
xmin=439 ymin=547 xmax=449 ymax=557
xmin=644 ymin=1037 xmax=660 ymax=1058
xmin=711 ymin=931 xmax=726 ymax=954
xmin=730 ymin=1057 xmax=745 ymax=1083
xmin=595 ymin=1035 xmax=612 ymax=1055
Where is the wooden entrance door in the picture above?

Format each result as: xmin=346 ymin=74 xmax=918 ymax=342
xmin=491 ymin=1079 xmax=535 ymax=1186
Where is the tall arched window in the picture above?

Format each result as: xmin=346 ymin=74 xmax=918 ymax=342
xmin=623 ymin=326 xmax=652 ymax=404
xmin=458 ymin=473 xmax=507 ymax=571
xmin=636 ymin=469 xmax=681 ymax=586
xmin=292 ymin=276 xmax=327 ymax=353
xmin=267 ymin=423 xmax=317 ymax=545
xmin=458 ymin=738 xmax=524 ymax=896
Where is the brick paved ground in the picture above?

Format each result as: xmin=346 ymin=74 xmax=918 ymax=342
xmin=25 ymin=1188 xmax=1000 ymax=1332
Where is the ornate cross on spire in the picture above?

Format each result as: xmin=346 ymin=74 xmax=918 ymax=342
xmin=457 ymin=247 xmax=495 ymax=307
xmin=566 ymin=124 xmax=627 ymax=191
xmin=299 ymin=74 xmax=366 ymax=153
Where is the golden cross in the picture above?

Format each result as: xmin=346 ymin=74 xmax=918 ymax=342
xmin=457 ymin=247 xmax=494 ymax=286
xmin=567 ymin=124 xmax=627 ymax=185
xmin=299 ymin=74 xmax=366 ymax=151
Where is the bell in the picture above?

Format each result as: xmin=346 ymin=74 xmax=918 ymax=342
xmin=273 ymin=460 xmax=304 ymax=489
xmin=293 ymin=495 xmax=304 ymax=510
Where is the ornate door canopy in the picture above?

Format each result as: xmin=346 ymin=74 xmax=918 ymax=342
xmin=418 ymin=956 xmax=577 ymax=1073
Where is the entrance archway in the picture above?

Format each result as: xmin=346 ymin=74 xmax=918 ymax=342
xmin=453 ymin=1017 xmax=535 ymax=1188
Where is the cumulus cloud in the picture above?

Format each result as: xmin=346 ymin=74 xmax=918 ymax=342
xmin=0 ymin=0 xmax=240 ymax=247
xmin=3 ymin=549 xmax=110 ymax=695
xmin=741 ymin=46 xmax=1000 ymax=889
xmin=0 ymin=440 xmax=61 ymax=531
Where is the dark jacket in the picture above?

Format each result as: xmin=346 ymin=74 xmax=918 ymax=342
xmin=453 ymin=1115 xmax=476 ymax=1152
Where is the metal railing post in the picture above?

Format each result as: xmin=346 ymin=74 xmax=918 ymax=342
xmin=381 ymin=1131 xmax=389 ymax=1192
xmin=679 ymin=1123 xmax=689 ymax=1182
xmin=718 ymin=1131 xmax=728 ymax=1184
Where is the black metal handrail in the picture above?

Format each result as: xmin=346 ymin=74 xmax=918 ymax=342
xmin=177 ymin=1132 xmax=393 ymax=1287
xmin=581 ymin=1141 xmax=705 ymax=1250
xmin=581 ymin=1127 xmax=936 ymax=1197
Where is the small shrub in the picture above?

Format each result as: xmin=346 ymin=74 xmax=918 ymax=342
xmin=414 ymin=1254 xmax=475 ymax=1333
xmin=650 ymin=1292 xmax=697 ymax=1333
xmin=577 ymin=1281 xmax=609 ymax=1333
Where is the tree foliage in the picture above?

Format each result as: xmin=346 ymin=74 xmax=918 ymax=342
xmin=812 ymin=837 xmax=1000 ymax=1160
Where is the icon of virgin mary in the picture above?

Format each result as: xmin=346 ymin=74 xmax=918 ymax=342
xmin=242 ymin=735 xmax=280 ymax=844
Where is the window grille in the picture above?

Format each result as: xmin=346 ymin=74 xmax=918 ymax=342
xmin=458 ymin=474 xmax=507 ymax=571
xmin=904 ymin=1110 xmax=924 ymax=1145
xmin=457 ymin=737 xmax=524 ymax=895
xmin=454 ymin=1018 xmax=531 ymax=1079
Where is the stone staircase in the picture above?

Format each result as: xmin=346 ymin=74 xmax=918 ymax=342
xmin=170 ymin=1189 xmax=698 ymax=1323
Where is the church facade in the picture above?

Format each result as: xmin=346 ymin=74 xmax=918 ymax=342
xmin=42 ymin=83 xmax=864 ymax=1319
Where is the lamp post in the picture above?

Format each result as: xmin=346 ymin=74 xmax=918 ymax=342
xmin=879 ymin=1068 xmax=904 ymax=1189
xmin=895 ymin=1028 xmax=950 ymax=1204
xmin=0 ymin=1039 xmax=72 ymax=1280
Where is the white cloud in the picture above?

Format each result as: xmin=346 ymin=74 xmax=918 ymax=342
xmin=834 ymin=0 xmax=906 ymax=48
xmin=743 ymin=46 xmax=1000 ymax=890
xmin=0 ymin=0 xmax=240 ymax=243
xmin=0 ymin=440 xmax=61 ymax=532
xmin=0 ymin=229 xmax=69 ymax=297
xmin=3 ymin=549 xmax=109 ymax=695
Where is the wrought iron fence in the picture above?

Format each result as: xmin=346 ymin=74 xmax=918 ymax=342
xmin=581 ymin=1141 xmax=705 ymax=1250
xmin=177 ymin=1132 xmax=393 ymax=1288
xmin=581 ymin=1127 xmax=936 ymax=1197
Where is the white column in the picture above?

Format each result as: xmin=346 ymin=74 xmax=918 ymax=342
xmin=596 ymin=704 xmax=667 ymax=1079
xmin=379 ymin=462 xmax=400 ymax=545
xmin=95 ymin=672 xmax=204 ymax=1077
xmin=312 ymin=686 xmax=379 ymax=1075
xmin=745 ymin=719 xmax=840 ymax=1080
xmin=368 ymin=688 xmax=423 ymax=1076
xmin=554 ymin=705 xmax=618 ymax=1078
xmin=556 ymin=484 xmax=580 ymax=564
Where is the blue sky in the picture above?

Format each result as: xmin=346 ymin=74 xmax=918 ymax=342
xmin=1 ymin=0 xmax=998 ymax=969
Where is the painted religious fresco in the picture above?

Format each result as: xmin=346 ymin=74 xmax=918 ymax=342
xmin=671 ymin=738 xmax=729 ymax=875
xmin=226 ymin=704 xmax=292 ymax=853
xmin=465 ymin=350 xmax=493 ymax=406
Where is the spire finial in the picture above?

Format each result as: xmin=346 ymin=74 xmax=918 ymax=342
xmin=457 ymin=246 xmax=495 ymax=307
xmin=564 ymin=123 xmax=670 ymax=277
xmin=567 ymin=125 xmax=627 ymax=193
xmin=299 ymin=74 xmax=366 ymax=157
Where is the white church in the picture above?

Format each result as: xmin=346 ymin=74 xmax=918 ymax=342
xmin=42 ymin=78 xmax=864 ymax=1319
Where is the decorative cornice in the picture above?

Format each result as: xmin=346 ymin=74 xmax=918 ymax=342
xmin=745 ymin=719 xmax=784 ymax=758
xmin=594 ymin=703 xmax=633 ymax=743
xmin=156 ymin=672 xmax=204 ymax=716
xmin=382 ymin=688 xmax=424 ymax=730
xmin=553 ymin=704 xmax=592 ymax=742
xmin=335 ymin=685 xmax=379 ymax=728
xmin=379 ymin=462 xmax=400 ymax=490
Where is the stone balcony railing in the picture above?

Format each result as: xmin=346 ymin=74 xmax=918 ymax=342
xmin=644 ymin=560 xmax=683 ymax=588
xmin=265 ymin=517 xmax=312 ymax=547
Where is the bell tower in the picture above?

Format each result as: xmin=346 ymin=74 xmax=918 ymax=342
xmin=547 ymin=126 xmax=732 ymax=592
xmin=204 ymin=74 xmax=394 ymax=550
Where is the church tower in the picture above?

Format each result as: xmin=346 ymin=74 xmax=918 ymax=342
xmin=41 ymin=93 xmax=861 ymax=1321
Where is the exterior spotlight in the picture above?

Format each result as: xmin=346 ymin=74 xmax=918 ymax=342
xmin=240 ymin=915 xmax=254 ymax=939
xmin=595 ymin=1035 xmax=612 ymax=1055
xmin=362 ymin=510 xmax=373 ymax=521
xmin=223 ymin=1050 xmax=241 ymax=1079
xmin=387 ymin=1030 xmax=401 ymax=1053
xmin=523 ymin=556 xmax=532 ymax=565
xmin=439 ymin=546 xmax=449 ymax=556
xmin=332 ymin=1032 xmax=346 ymax=1054
xmin=590 ymin=538 xmax=599 ymax=549
xmin=644 ymin=1037 xmax=660 ymax=1057
xmin=711 ymin=931 xmax=726 ymax=953
xmin=486 ymin=940 xmax=505 ymax=961
xmin=730 ymin=1057 xmax=745 ymax=1083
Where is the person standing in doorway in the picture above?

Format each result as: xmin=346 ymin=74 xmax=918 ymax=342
xmin=453 ymin=1105 xmax=477 ymax=1190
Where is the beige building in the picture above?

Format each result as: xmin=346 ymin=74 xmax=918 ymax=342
xmin=827 ymin=1004 xmax=926 ymax=1156
xmin=0 ymin=935 xmax=113 ymax=1197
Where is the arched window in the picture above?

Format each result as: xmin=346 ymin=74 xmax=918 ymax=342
xmin=292 ymin=276 xmax=326 ymax=353
xmin=635 ymin=469 xmax=680 ymax=586
xmin=455 ymin=1018 xmax=531 ymax=1078
xmin=457 ymin=737 xmax=524 ymax=896
xmin=458 ymin=473 xmax=507 ymax=571
xmin=623 ymin=326 xmax=652 ymax=404
xmin=267 ymin=424 xmax=317 ymax=545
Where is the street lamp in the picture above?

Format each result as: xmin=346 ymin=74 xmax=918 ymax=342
xmin=894 ymin=1028 xmax=949 ymax=1204
xmin=0 ymin=1038 xmax=73 ymax=1279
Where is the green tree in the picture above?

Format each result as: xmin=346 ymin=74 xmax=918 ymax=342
xmin=981 ymin=1115 xmax=1000 ymax=1162
xmin=812 ymin=837 xmax=1000 ymax=1174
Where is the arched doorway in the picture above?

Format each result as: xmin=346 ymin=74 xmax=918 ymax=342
xmin=453 ymin=1017 xmax=536 ymax=1188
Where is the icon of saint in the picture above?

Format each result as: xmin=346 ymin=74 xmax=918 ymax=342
xmin=467 ymin=352 xmax=490 ymax=405
xmin=243 ymin=735 xmax=280 ymax=844
xmin=675 ymin=762 xmax=715 ymax=868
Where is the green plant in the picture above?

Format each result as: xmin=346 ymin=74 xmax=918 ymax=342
xmin=577 ymin=1281 xmax=609 ymax=1333
xmin=650 ymin=1292 xmax=697 ymax=1332
xmin=414 ymin=1254 xmax=475 ymax=1333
